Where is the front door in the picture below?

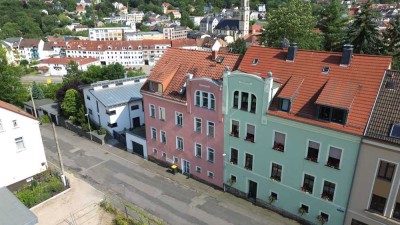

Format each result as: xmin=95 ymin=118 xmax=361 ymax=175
xmin=182 ymin=159 xmax=190 ymax=175
xmin=248 ymin=180 xmax=257 ymax=200
xmin=132 ymin=117 xmax=140 ymax=128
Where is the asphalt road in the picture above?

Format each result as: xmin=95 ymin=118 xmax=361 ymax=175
xmin=41 ymin=125 xmax=298 ymax=225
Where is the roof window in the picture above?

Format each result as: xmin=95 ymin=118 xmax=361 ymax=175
xmin=317 ymin=105 xmax=348 ymax=125
xmin=390 ymin=124 xmax=400 ymax=138
xmin=279 ymin=98 xmax=291 ymax=112
xmin=385 ymin=81 xmax=397 ymax=90
xmin=322 ymin=66 xmax=330 ymax=74
xmin=252 ymin=58 xmax=259 ymax=65
xmin=216 ymin=56 xmax=224 ymax=64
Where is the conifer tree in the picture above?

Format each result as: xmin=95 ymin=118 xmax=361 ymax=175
xmin=31 ymin=81 xmax=45 ymax=100
xmin=384 ymin=15 xmax=400 ymax=69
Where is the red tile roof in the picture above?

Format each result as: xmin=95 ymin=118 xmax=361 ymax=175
xmin=0 ymin=100 xmax=36 ymax=120
xmin=142 ymin=48 xmax=241 ymax=102
xmin=40 ymin=57 xmax=98 ymax=65
xmin=239 ymin=46 xmax=392 ymax=135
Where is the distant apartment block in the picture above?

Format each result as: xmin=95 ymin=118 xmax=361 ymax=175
xmin=157 ymin=26 xmax=190 ymax=40
xmin=89 ymin=26 xmax=136 ymax=41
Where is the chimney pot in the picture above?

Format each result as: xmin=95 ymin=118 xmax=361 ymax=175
xmin=340 ymin=44 xmax=353 ymax=66
xmin=211 ymin=50 xmax=218 ymax=61
xmin=287 ymin=43 xmax=297 ymax=62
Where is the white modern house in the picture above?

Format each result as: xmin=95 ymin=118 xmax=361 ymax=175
xmin=0 ymin=101 xmax=47 ymax=187
xmin=88 ymin=25 xmax=136 ymax=41
xmin=38 ymin=57 xmax=100 ymax=76
xmin=83 ymin=76 xmax=148 ymax=135
xmin=18 ymin=39 xmax=45 ymax=62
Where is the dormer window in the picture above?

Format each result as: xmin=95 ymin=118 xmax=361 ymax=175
xmin=317 ymin=106 xmax=347 ymax=125
xmin=279 ymin=98 xmax=291 ymax=112
xmin=390 ymin=124 xmax=400 ymax=138
xmin=128 ymin=45 xmax=132 ymax=50
xmin=252 ymin=58 xmax=259 ymax=65
xmin=108 ymin=46 xmax=112 ymax=50
xmin=149 ymin=81 xmax=162 ymax=93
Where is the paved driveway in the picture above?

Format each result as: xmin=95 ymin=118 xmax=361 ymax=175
xmin=41 ymin=125 xmax=299 ymax=225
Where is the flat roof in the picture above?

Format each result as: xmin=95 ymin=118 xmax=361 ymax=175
xmin=0 ymin=187 xmax=38 ymax=225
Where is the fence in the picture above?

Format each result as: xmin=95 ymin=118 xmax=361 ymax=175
xmin=58 ymin=119 xmax=105 ymax=145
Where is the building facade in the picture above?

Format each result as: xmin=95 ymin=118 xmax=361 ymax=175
xmin=345 ymin=70 xmax=400 ymax=225
xmin=0 ymin=101 xmax=47 ymax=187
xmin=39 ymin=57 xmax=100 ymax=76
xmin=141 ymin=48 xmax=241 ymax=188
xmin=222 ymin=45 xmax=391 ymax=225
xmin=88 ymin=26 xmax=136 ymax=41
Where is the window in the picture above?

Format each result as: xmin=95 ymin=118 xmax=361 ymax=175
xmin=173 ymin=156 xmax=179 ymax=164
xmin=86 ymin=95 xmax=91 ymax=100
xmin=393 ymin=202 xmax=400 ymax=220
xmin=151 ymin=128 xmax=157 ymax=140
xmin=162 ymin=152 xmax=167 ymax=158
xmin=271 ymin=163 xmax=282 ymax=182
xmin=160 ymin=131 xmax=166 ymax=144
xmin=300 ymin=204 xmax=309 ymax=214
xmin=210 ymin=94 xmax=215 ymax=110
xmin=252 ymin=58 xmax=259 ymax=65
xmin=195 ymin=91 xmax=201 ymax=106
xmin=273 ymin=132 xmax=285 ymax=152
xmin=319 ymin=212 xmax=329 ymax=223
xmin=202 ymin=92 xmax=208 ymax=108
xmin=245 ymin=153 xmax=253 ymax=171
xmin=176 ymin=137 xmax=183 ymax=150
xmin=245 ymin=124 xmax=255 ymax=142
xmin=106 ymin=110 xmax=116 ymax=115
xmin=327 ymin=146 xmax=342 ymax=169
xmin=107 ymin=122 xmax=118 ymax=128
xmin=196 ymin=166 xmax=201 ymax=173
xmin=231 ymin=120 xmax=239 ymax=137
xmin=15 ymin=137 xmax=25 ymax=150
xmin=302 ymin=174 xmax=314 ymax=194
xmin=351 ymin=219 xmax=368 ymax=225
xmin=194 ymin=118 xmax=202 ymax=133
xmin=207 ymin=121 xmax=215 ymax=137
xmin=318 ymin=106 xmax=347 ymax=125
xmin=230 ymin=148 xmax=238 ymax=165
xmin=88 ymin=108 xmax=93 ymax=115
xmin=241 ymin=92 xmax=249 ymax=111
xmin=270 ymin=192 xmax=278 ymax=201
xmin=96 ymin=101 xmax=99 ymax=113
xmin=195 ymin=91 xmax=215 ymax=110
xmin=280 ymin=98 xmax=290 ymax=112
xmin=153 ymin=148 xmax=158 ymax=154
xmin=250 ymin=94 xmax=256 ymax=113
xmin=233 ymin=91 xmax=239 ymax=108
xmin=369 ymin=194 xmax=386 ymax=214
xmin=131 ymin=105 xmax=139 ymax=110
xmin=322 ymin=180 xmax=335 ymax=201
xmin=13 ymin=120 xmax=18 ymax=128
xmin=390 ymin=124 xmax=400 ymax=138
xmin=175 ymin=112 xmax=183 ymax=126
xmin=159 ymin=107 xmax=166 ymax=121
xmin=306 ymin=141 xmax=319 ymax=162
xmin=149 ymin=105 xmax=155 ymax=118
xmin=208 ymin=171 xmax=214 ymax=178
xmin=377 ymin=161 xmax=396 ymax=181
xmin=195 ymin=144 xmax=202 ymax=158
xmin=207 ymin=148 xmax=215 ymax=163
xmin=230 ymin=175 xmax=237 ymax=184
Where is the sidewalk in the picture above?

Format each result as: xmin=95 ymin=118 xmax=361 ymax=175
xmin=31 ymin=172 xmax=113 ymax=225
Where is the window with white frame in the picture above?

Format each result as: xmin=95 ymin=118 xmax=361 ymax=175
xmin=194 ymin=118 xmax=202 ymax=133
xmin=207 ymin=121 xmax=215 ymax=137
xmin=207 ymin=148 xmax=215 ymax=163
xmin=176 ymin=137 xmax=183 ymax=150
xmin=153 ymin=148 xmax=158 ymax=154
xmin=306 ymin=141 xmax=320 ymax=162
xmin=271 ymin=163 xmax=282 ymax=182
xmin=195 ymin=143 xmax=202 ymax=158
xmin=15 ymin=137 xmax=25 ymax=150
xmin=194 ymin=91 xmax=215 ymax=110
xmin=273 ymin=131 xmax=285 ymax=152
xmin=327 ymin=146 xmax=342 ymax=169
xmin=151 ymin=128 xmax=157 ymax=140
xmin=245 ymin=153 xmax=253 ymax=171
xmin=245 ymin=124 xmax=255 ymax=142
xmin=196 ymin=166 xmax=201 ymax=173
xmin=160 ymin=131 xmax=166 ymax=144
xmin=208 ymin=171 xmax=214 ymax=178
xmin=322 ymin=180 xmax=335 ymax=201
xmin=175 ymin=112 xmax=183 ymax=126
xmin=149 ymin=104 xmax=155 ymax=118
xmin=159 ymin=107 xmax=166 ymax=121
xmin=13 ymin=120 xmax=18 ymax=128
xmin=173 ymin=156 xmax=179 ymax=164
xmin=162 ymin=152 xmax=166 ymax=158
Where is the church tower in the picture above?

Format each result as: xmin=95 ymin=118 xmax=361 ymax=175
xmin=239 ymin=0 xmax=250 ymax=36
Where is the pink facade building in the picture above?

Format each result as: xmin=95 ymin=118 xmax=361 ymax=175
xmin=141 ymin=48 xmax=241 ymax=188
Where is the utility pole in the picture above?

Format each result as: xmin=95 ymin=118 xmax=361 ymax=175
xmin=52 ymin=122 xmax=67 ymax=186
xmin=29 ymin=87 xmax=38 ymax=118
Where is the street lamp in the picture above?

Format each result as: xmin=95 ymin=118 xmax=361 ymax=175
xmin=85 ymin=113 xmax=92 ymax=141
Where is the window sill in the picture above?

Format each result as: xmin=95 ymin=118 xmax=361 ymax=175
xmin=270 ymin=177 xmax=281 ymax=182
xmin=208 ymin=160 xmax=214 ymax=163
xmin=244 ymin=138 xmax=255 ymax=143
xmin=150 ymin=116 xmax=155 ymax=118
xmin=244 ymin=167 xmax=253 ymax=171
xmin=176 ymin=149 xmax=183 ymax=151
xmin=230 ymin=161 xmax=238 ymax=165
xmin=325 ymin=164 xmax=340 ymax=170
xmin=272 ymin=148 xmax=285 ymax=153
xmin=195 ymin=155 xmax=202 ymax=159
xmin=305 ymin=157 xmax=318 ymax=163
xmin=160 ymin=119 xmax=165 ymax=121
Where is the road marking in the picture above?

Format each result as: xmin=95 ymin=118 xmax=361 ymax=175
xmin=69 ymin=147 xmax=81 ymax=153
xmin=81 ymin=160 xmax=108 ymax=173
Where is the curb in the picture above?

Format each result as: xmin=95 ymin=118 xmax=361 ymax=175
xmin=30 ymin=187 xmax=71 ymax=210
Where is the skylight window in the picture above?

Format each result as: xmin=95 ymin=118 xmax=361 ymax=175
xmin=390 ymin=124 xmax=400 ymax=138
xmin=252 ymin=58 xmax=259 ymax=65
xmin=216 ymin=56 xmax=224 ymax=64
xmin=385 ymin=81 xmax=397 ymax=90
xmin=322 ymin=66 xmax=330 ymax=74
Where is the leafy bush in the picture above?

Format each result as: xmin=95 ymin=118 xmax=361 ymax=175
xmin=98 ymin=127 xmax=107 ymax=135
xmin=40 ymin=115 xmax=51 ymax=124
xmin=81 ymin=123 xmax=89 ymax=132
xmin=114 ymin=214 xmax=135 ymax=225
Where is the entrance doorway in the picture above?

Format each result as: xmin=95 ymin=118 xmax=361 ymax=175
xmin=131 ymin=141 xmax=144 ymax=157
xmin=182 ymin=159 xmax=190 ymax=175
xmin=248 ymin=180 xmax=257 ymax=200
xmin=132 ymin=117 xmax=140 ymax=128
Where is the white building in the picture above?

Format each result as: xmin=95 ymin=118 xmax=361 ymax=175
xmin=18 ymin=39 xmax=45 ymax=62
xmin=39 ymin=57 xmax=100 ymax=76
xmin=88 ymin=26 xmax=136 ymax=41
xmin=104 ymin=11 xmax=145 ymax=25
xmin=83 ymin=76 xmax=147 ymax=135
xmin=200 ymin=17 xmax=219 ymax=34
xmin=0 ymin=101 xmax=47 ymax=187
xmin=124 ymin=31 xmax=164 ymax=41
xmin=189 ymin=16 xmax=203 ymax=27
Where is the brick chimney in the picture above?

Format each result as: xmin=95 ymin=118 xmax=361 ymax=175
xmin=211 ymin=50 xmax=218 ymax=61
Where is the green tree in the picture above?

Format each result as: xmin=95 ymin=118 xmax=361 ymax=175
xmin=319 ymin=0 xmax=349 ymax=51
xmin=228 ymin=38 xmax=247 ymax=55
xmin=20 ymin=60 xmax=29 ymax=67
xmin=61 ymin=0 xmax=77 ymax=12
xmin=1 ymin=22 xmax=23 ymax=39
xmin=61 ymin=89 xmax=81 ymax=118
xmin=42 ymin=83 xmax=62 ymax=100
xmin=31 ymin=81 xmax=45 ymax=100
xmin=260 ymin=0 xmax=322 ymax=50
xmin=384 ymin=15 xmax=400 ymax=69
xmin=58 ymin=14 xmax=72 ymax=27
xmin=346 ymin=0 xmax=384 ymax=54
xmin=64 ymin=61 xmax=83 ymax=83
